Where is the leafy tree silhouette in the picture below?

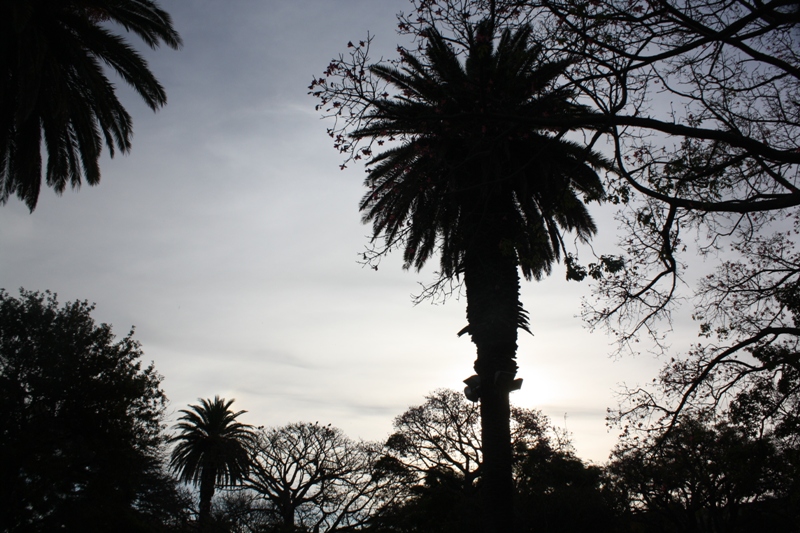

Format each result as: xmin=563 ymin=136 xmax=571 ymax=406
xmin=0 ymin=289 xmax=184 ymax=532
xmin=372 ymin=389 xmax=616 ymax=533
xmin=0 ymin=0 xmax=181 ymax=210
xmin=608 ymin=413 xmax=798 ymax=532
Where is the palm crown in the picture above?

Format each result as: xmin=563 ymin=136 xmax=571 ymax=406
xmin=355 ymin=20 xmax=609 ymax=283
xmin=170 ymin=396 xmax=254 ymax=529
xmin=170 ymin=396 xmax=254 ymax=487
xmin=0 ymin=0 xmax=182 ymax=210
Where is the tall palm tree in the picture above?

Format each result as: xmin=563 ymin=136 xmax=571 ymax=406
xmin=353 ymin=20 xmax=610 ymax=533
xmin=169 ymin=396 xmax=255 ymax=531
xmin=0 ymin=0 xmax=182 ymax=211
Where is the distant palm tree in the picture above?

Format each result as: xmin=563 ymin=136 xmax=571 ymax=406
xmin=353 ymin=20 xmax=610 ymax=533
xmin=170 ymin=396 xmax=255 ymax=531
xmin=0 ymin=0 xmax=182 ymax=211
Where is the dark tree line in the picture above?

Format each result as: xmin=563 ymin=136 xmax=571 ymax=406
xmin=244 ymin=422 xmax=397 ymax=532
xmin=369 ymin=389 xmax=619 ymax=533
xmin=1 ymin=289 xmax=797 ymax=532
xmin=608 ymin=412 xmax=800 ymax=532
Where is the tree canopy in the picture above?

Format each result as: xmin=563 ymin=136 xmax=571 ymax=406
xmin=522 ymin=0 xmax=800 ymax=433
xmin=246 ymin=422 xmax=397 ymax=532
xmin=0 ymin=288 xmax=182 ymax=532
xmin=609 ymin=412 xmax=799 ymax=532
xmin=372 ymin=389 xmax=616 ymax=533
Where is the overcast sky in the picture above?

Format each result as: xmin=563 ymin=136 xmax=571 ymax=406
xmin=0 ymin=0 xmax=676 ymax=463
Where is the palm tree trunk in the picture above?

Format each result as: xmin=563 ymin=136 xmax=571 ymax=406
xmin=198 ymin=468 xmax=216 ymax=532
xmin=464 ymin=230 xmax=521 ymax=533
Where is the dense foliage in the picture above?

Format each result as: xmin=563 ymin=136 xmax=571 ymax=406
xmin=370 ymin=389 xmax=617 ymax=533
xmin=0 ymin=288 xmax=794 ymax=533
xmin=608 ymin=413 xmax=800 ymax=532
xmin=0 ymin=289 xmax=187 ymax=532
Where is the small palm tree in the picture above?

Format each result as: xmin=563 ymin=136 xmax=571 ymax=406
xmin=353 ymin=20 xmax=610 ymax=532
xmin=170 ymin=396 xmax=255 ymax=531
xmin=0 ymin=0 xmax=182 ymax=211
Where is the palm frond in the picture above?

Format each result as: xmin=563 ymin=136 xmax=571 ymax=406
xmin=0 ymin=0 xmax=180 ymax=210
xmin=352 ymin=17 xmax=611 ymax=313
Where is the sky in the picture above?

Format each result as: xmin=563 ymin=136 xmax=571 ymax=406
xmin=0 ymin=0 xmax=676 ymax=463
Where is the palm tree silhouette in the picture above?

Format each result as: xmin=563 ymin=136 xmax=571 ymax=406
xmin=169 ymin=396 xmax=255 ymax=531
xmin=354 ymin=20 xmax=610 ymax=532
xmin=0 ymin=0 xmax=182 ymax=211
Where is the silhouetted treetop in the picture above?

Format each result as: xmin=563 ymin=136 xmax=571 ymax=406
xmin=0 ymin=288 xmax=179 ymax=532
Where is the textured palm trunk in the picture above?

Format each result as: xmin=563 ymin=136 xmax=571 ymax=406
xmin=464 ymin=230 xmax=521 ymax=533
xmin=198 ymin=468 xmax=216 ymax=532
